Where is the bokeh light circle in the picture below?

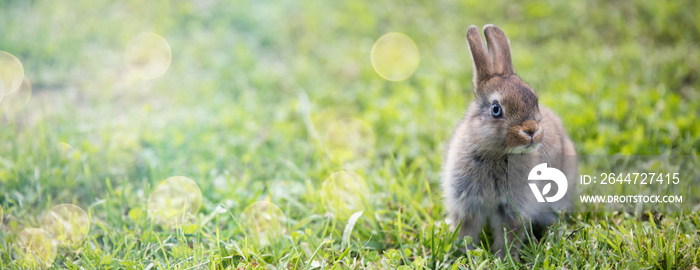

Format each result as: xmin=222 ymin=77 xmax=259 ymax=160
xmin=321 ymin=171 xmax=370 ymax=219
xmin=1 ymin=77 xmax=32 ymax=114
xmin=43 ymin=204 xmax=90 ymax=248
xmin=125 ymin=32 xmax=172 ymax=80
xmin=371 ymin=32 xmax=420 ymax=81
xmin=0 ymin=51 xmax=24 ymax=95
xmin=148 ymin=176 xmax=202 ymax=227
xmin=324 ymin=117 xmax=375 ymax=164
xmin=312 ymin=107 xmax=356 ymax=139
xmin=15 ymin=228 xmax=57 ymax=268
xmin=0 ymin=79 xmax=5 ymax=104
xmin=240 ymin=201 xmax=286 ymax=246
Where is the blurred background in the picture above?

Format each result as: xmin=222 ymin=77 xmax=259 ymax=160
xmin=0 ymin=0 xmax=698 ymax=267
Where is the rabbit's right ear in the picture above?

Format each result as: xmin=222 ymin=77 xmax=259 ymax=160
xmin=466 ymin=25 xmax=492 ymax=95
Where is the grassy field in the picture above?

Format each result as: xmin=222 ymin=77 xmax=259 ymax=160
xmin=1 ymin=0 xmax=699 ymax=269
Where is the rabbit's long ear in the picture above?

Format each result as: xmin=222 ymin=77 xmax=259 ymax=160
xmin=466 ymin=25 xmax=492 ymax=92
xmin=483 ymin=25 xmax=515 ymax=76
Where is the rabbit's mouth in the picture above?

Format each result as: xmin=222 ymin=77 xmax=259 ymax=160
xmin=508 ymin=142 xmax=542 ymax=154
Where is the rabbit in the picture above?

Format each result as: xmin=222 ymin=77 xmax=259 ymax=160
xmin=441 ymin=24 xmax=577 ymax=260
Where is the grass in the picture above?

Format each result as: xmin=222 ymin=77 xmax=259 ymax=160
xmin=1 ymin=0 xmax=699 ymax=269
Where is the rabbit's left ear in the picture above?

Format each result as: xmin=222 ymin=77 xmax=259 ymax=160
xmin=466 ymin=25 xmax=493 ymax=92
xmin=483 ymin=25 xmax=515 ymax=76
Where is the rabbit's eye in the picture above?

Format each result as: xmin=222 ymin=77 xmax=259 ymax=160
xmin=491 ymin=103 xmax=503 ymax=118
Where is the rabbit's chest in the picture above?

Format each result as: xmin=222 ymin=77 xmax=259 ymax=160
xmin=473 ymin=173 xmax=510 ymax=204
xmin=459 ymin=159 xmax=511 ymax=201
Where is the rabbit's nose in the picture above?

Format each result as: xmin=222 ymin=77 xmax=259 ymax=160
xmin=522 ymin=120 xmax=539 ymax=138
xmin=524 ymin=129 xmax=535 ymax=137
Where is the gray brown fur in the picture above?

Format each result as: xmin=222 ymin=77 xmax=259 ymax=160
xmin=441 ymin=25 xmax=577 ymax=260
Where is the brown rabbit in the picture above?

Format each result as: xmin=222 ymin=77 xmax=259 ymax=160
xmin=441 ymin=24 xmax=576 ymax=260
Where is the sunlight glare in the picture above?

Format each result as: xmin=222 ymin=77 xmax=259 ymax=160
xmin=1 ymin=77 xmax=32 ymax=114
xmin=0 ymin=51 xmax=24 ymax=95
xmin=148 ymin=176 xmax=202 ymax=228
xmin=0 ymin=80 xmax=4 ymax=104
xmin=240 ymin=201 xmax=286 ymax=246
xmin=15 ymin=228 xmax=57 ymax=268
xmin=370 ymin=32 xmax=420 ymax=81
xmin=43 ymin=204 xmax=90 ymax=248
xmin=125 ymin=32 xmax=172 ymax=80
xmin=321 ymin=171 xmax=369 ymax=219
